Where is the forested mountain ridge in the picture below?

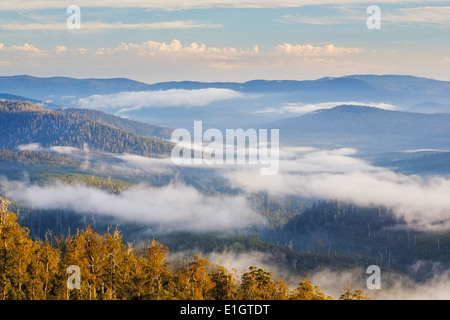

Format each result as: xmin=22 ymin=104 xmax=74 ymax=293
xmin=58 ymin=108 xmax=173 ymax=139
xmin=269 ymin=201 xmax=450 ymax=273
xmin=0 ymin=100 xmax=47 ymax=113
xmin=0 ymin=101 xmax=173 ymax=157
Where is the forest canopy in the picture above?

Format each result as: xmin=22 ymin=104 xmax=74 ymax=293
xmin=0 ymin=196 xmax=368 ymax=300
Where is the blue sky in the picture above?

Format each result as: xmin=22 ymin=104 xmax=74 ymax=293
xmin=0 ymin=0 xmax=449 ymax=83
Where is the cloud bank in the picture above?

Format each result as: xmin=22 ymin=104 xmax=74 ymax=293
xmin=2 ymin=0 xmax=448 ymax=11
xmin=16 ymin=142 xmax=450 ymax=231
xmin=77 ymin=88 xmax=245 ymax=112
xmin=226 ymin=147 xmax=450 ymax=230
xmin=5 ymin=181 xmax=264 ymax=233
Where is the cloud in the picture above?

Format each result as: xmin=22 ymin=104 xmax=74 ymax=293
xmin=17 ymin=143 xmax=43 ymax=152
xmin=310 ymin=263 xmax=450 ymax=300
xmin=384 ymin=6 xmax=450 ymax=27
xmin=94 ymin=39 xmax=258 ymax=58
xmin=0 ymin=20 xmax=223 ymax=32
xmin=276 ymin=43 xmax=365 ymax=57
xmin=226 ymin=147 xmax=450 ymax=231
xmin=112 ymin=153 xmax=174 ymax=174
xmin=0 ymin=43 xmax=45 ymax=54
xmin=0 ymin=39 xmax=260 ymax=76
xmin=1 ymin=0 xmax=449 ymax=11
xmin=179 ymin=249 xmax=450 ymax=300
xmin=17 ymin=143 xmax=86 ymax=155
xmin=55 ymin=45 xmax=68 ymax=53
xmin=278 ymin=6 xmax=450 ymax=28
xmin=77 ymin=88 xmax=245 ymax=111
xmin=4 ymin=181 xmax=264 ymax=233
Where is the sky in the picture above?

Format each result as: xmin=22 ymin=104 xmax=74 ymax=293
xmin=0 ymin=0 xmax=449 ymax=83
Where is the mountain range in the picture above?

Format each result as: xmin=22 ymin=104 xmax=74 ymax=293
xmin=1 ymin=74 xmax=450 ymax=154
xmin=1 ymin=74 xmax=450 ymax=108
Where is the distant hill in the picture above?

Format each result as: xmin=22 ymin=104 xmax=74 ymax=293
xmin=0 ymin=101 xmax=173 ymax=157
xmin=58 ymin=108 xmax=173 ymax=139
xmin=264 ymin=105 xmax=450 ymax=152
xmin=0 ymin=75 xmax=153 ymax=104
xmin=408 ymin=102 xmax=450 ymax=114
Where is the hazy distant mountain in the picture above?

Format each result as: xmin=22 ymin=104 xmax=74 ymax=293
xmin=264 ymin=105 xmax=450 ymax=152
xmin=408 ymin=102 xmax=450 ymax=114
xmin=0 ymin=75 xmax=153 ymax=104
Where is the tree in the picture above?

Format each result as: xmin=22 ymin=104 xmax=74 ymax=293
xmin=209 ymin=265 xmax=238 ymax=300
xmin=239 ymin=266 xmax=289 ymax=300
xmin=141 ymin=240 xmax=174 ymax=300
xmin=290 ymin=278 xmax=332 ymax=300
xmin=0 ymin=206 xmax=35 ymax=299
xmin=339 ymin=287 xmax=371 ymax=300
xmin=176 ymin=255 xmax=215 ymax=300
xmin=26 ymin=241 xmax=60 ymax=299
xmin=102 ymin=229 xmax=132 ymax=300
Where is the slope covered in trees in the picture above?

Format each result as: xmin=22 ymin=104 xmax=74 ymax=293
xmin=271 ymin=201 xmax=450 ymax=272
xmin=58 ymin=108 xmax=173 ymax=140
xmin=0 ymin=197 xmax=369 ymax=300
xmin=0 ymin=101 xmax=173 ymax=157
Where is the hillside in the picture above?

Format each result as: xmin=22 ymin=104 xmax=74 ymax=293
xmin=264 ymin=105 xmax=450 ymax=152
xmin=268 ymin=200 xmax=450 ymax=277
xmin=0 ymin=101 xmax=173 ymax=157
xmin=58 ymin=108 xmax=173 ymax=139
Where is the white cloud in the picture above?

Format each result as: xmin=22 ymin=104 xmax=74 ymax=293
xmin=113 ymin=153 xmax=174 ymax=174
xmin=95 ymin=39 xmax=258 ymax=58
xmin=17 ymin=143 xmax=85 ymax=155
xmin=17 ymin=143 xmax=42 ymax=152
xmin=0 ymin=43 xmax=45 ymax=54
xmin=1 ymin=0 xmax=448 ymax=11
xmin=226 ymin=147 xmax=450 ymax=231
xmin=77 ymin=88 xmax=245 ymax=111
xmin=276 ymin=43 xmax=365 ymax=57
xmin=55 ymin=45 xmax=67 ymax=53
xmin=5 ymin=181 xmax=264 ymax=232
xmin=0 ymin=20 xmax=223 ymax=32
xmin=310 ymin=266 xmax=450 ymax=300
xmin=384 ymin=6 xmax=450 ymax=27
